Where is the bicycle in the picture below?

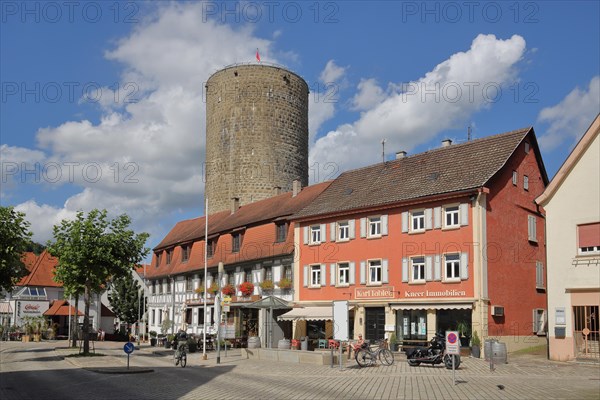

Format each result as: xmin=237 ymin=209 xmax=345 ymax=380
xmin=355 ymin=340 xmax=394 ymax=367
xmin=174 ymin=343 xmax=188 ymax=368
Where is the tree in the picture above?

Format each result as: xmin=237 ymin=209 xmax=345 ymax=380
xmin=108 ymin=273 xmax=145 ymax=327
xmin=47 ymin=209 xmax=149 ymax=354
xmin=0 ymin=206 xmax=32 ymax=292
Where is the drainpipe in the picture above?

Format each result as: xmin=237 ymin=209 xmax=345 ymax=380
xmin=171 ymin=276 xmax=176 ymax=335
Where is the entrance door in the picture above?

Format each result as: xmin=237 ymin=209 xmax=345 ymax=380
xmin=365 ymin=307 xmax=385 ymax=342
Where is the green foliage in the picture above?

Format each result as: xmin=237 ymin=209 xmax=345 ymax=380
xmin=149 ymin=330 xmax=157 ymax=338
xmin=389 ymin=332 xmax=397 ymax=345
xmin=471 ymin=330 xmax=481 ymax=347
xmin=47 ymin=209 xmax=149 ymax=354
xmin=456 ymin=321 xmax=471 ymax=337
xmin=187 ymin=337 xmax=197 ymax=353
xmin=161 ymin=318 xmax=172 ymax=335
xmin=108 ymin=273 xmax=146 ymax=325
xmin=24 ymin=241 xmax=45 ymax=255
xmin=0 ymin=206 xmax=32 ymax=292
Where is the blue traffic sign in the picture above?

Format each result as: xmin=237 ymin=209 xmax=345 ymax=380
xmin=123 ymin=342 xmax=135 ymax=354
xmin=447 ymin=332 xmax=458 ymax=344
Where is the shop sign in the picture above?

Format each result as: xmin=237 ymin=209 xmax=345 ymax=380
xmin=403 ymin=289 xmax=466 ymax=298
xmin=18 ymin=300 xmax=49 ymax=317
xmin=355 ymin=286 xmax=395 ymax=299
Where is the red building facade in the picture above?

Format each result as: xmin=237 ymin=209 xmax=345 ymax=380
xmin=291 ymin=128 xmax=548 ymax=353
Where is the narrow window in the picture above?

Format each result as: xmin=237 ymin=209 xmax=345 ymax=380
xmin=338 ymin=263 xmax=350 ymax=285
xmin=445 ymin=254 xmax=460 ymax=281
xmin=411 ymin=257 xmax=425 ymax=283
xmin=444 ymin=206 xmax=460 ymax=228
xmin=338 ymin=221 xmax=349 ymax=241
xmin=368 ymin=260 xmax=382 ymax=284
xmin=512 ymin=171 xmax=518 ymax=186
xmin=524 ymin=175 xmax=529 ymax=191
xmin=411 ymin=211 xmax=425 ymax=232
xmin=310 ymin=265 xmax=321 ymax=286
xmin=276 ymin=222 xmax=288 ymax=243
xmin=310 ymin=225 xmax=321 ymax=244
xmin=368 ymin=217 xmax=381 ymax=237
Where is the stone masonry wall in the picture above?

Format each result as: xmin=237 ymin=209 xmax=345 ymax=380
xmin=205 ymin=64 xmax=309 ymax=213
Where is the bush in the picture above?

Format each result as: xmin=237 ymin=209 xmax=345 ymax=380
xmin=187 ymin=337 xmax=197 ymax=353
xmin=149 ymin=330 xmax=157 ymax=338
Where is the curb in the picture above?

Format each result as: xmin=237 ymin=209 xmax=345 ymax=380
xmin=83 ymin=367 xmax=154 ymax=374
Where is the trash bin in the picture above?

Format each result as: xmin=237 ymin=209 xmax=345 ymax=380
xmin=301 ymin=336 xmax=308 ymax=351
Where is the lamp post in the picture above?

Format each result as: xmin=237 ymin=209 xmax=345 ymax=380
xmin=202 ymin=198 xmax=209 ymax=361
xmin=216 ymin=262 xmax=224 ymax=364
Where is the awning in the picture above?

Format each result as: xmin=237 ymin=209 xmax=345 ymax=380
xmin=391 ymin=303 xmax=473 ymax=311
xmin=278 ymin=306 xmax=332 ymax=321
xmin=244 ymin=296 xmax=291 ymax=310
xmin=0 ymin=302 xmax=12 ymax=314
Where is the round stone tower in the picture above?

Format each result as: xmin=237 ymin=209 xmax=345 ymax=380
xmin=205 ymin=63 xmax=309 ymax=213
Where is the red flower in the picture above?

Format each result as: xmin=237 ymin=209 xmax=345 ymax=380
xmin=239 ymin=282 xmax=254 ymax=296
xmin=222 ymin=284 xmax=236 ymax=296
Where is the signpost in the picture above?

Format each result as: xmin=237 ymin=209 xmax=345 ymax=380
xmin=445 ymin=331 xmax=460 ymax=385
xmin=332 ymin=301 xmax=349 ymax=370
xmin=123 ymin=342 xmax=135 ymax=370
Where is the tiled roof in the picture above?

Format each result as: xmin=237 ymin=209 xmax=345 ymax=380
xmin=44 ymin=300 xmax=83 ymax=316
xmin=18 ymin=250 xmax=62 ymax=288
xmin=153 ymin=181 xmax=332 ymax=251
xmin=294 ymin=127 xmax=538 ymax=220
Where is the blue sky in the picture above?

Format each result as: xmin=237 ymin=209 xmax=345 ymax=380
xmin=1 ymin=1 xmax=599 ymax=256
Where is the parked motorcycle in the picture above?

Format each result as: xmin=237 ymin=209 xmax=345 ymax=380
xmin=406 ymin=332 xmax=461 ymax=369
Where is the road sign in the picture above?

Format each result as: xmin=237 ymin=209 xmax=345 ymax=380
xmin=123 ymin=342 xmax=135 ymax=354
xmin=445 ymin=331 xmax=460 ymax=355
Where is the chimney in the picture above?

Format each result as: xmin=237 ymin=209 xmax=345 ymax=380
xmin=231 ymin=197 xmax=240 ymax=214
xmin=395 ymin=151 xmax=407 ymax=159
xmin=273 ymin=186 xmax=282 ymax=195
xmin=292 ymin=180 xmax=302 ymax=197
xmin=442 ymin=139 xmax=453 ymax=147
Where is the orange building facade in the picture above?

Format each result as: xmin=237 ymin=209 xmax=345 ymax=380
xmin=292 ymin=128 xmax=548 ymax=353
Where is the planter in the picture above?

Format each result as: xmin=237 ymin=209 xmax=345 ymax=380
xmin=471 ymin=345 xmax=481 ymax=358
xmin=150 ymin=338 xmax=157 ymax=346
xmin=164 ymin=339 xmax=171 ymax=349
xmin=22 ymin=335 xmax=30 ymax=343
xmin=248 ymin=336 xmax=261 ymax=348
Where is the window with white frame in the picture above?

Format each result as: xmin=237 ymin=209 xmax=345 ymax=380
xmin=284 ymin=265 xmax=292 ymax=280
xmin=338 ymin=221 xmax=349 ymax=241
xmin=512 ymin=171 xmax=518 ymax=186
xmin=444 ymin=254 xmax=460 ymax=281
xmin=265 ymin=267 xmax=272 ymax=281
xmin=577 ymin=223 xmax=600 ymax=255
xmin=310 ymin=265 xmax=321 ymax=286
xmin=444 ymin=205 xmax=460 ymax=228
xmin=411 ymin=257 xmax=425 ymax=283
xmin=368 ymin=259 xmax=382 ymax=284
xmin=368 ymin=217 xmax=381 ymax=237
xmin=411 ymin=210 xmax=425 ymax=232
xmin=310 ymin=225 xmax=321 ymax=244
xmin=338 ymin=263 xmax=350 ymax=285
xmin=524 ymin=175 xmax=529 ymax=191
xmin=186 ymin=276 xmax=193 ymax=292
xmin=164 ymin=279 xmax=171 ymax=294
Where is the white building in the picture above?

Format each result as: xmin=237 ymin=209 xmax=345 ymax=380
xmin=536 ymin=114 xmax=600 ymax=361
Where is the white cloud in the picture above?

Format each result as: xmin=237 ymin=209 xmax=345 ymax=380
xmin=319 ymin=60 xmax=347 ymax=83
xmin=538 ymin=76 xmax=600 ymax=150
xmin=310 ymin=34 xmax=527 ymax=176
xmin=351 ymin=78 xmax=386 ymax=111
xmin=4 ymin=3 xmax=276 ymax=246
xmin=14 ymin=200 xmax=77 ymax=244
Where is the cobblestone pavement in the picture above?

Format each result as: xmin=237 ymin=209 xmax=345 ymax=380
xmin=1 ymin=341 xmax=599 ymax=399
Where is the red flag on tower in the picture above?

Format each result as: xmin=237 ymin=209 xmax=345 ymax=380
xmin=256 ymin=48 xmax=261 ymax=62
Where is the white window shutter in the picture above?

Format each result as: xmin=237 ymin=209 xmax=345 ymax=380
xmin=320 ymin=224 xmax=326 ymax=242
xmin=528 ymin=215 xmax=537 ymax=241
xmin=425 ymin=256 xmax=433 ymax=281
xmin=434 ymin=207 xmax=441 ymax=229
xmin=273 ymin=265 xmax=283 ymax=282
xmin=349 ymin=219 xmax=356 ymax=239
xmin=349 ymin=262 xmax=356 ymax=285
xmin=425 ymin=208 xmax=433 ymax=230
xmin=303 ymin=226 xmax=309 ymax=244
xmin=303 ymin=265 xmax=308 ymax=287
xmin=460 ymin=253 xmax=469 ymax=280
xmin=401 ymin=212 xmax=409 ymax=233
xmin=260 ymin=268 xmax=265 ymax=281
xmin=360 ymin=261 xmax=366 ymax=284
xmin=360 ymin=218 xmax=367 ymax=238
xmin=330 ymin=222 xmax=336 ymax=242
xmin=381 ymin=215 xmax=388 ymax=236
xmin=536 ymin=262 xmax=544 ymax=288
xmin=221 ymin=273 xmax=228 ymax=287
xmin=434 ymin=255 xmax=441 ymax=281
xmin=532 ymin=309 xmax=538 ymax=333
xmin=330 ymin=263 xmax=336 ymax=286
xmin=460 ymin=203 xmax=469 ymax=226
xmin=320 ymin=264 xmax=326 ymax=286
xmin=402 ymin=258 xmax=408 ymax=282
xmin=382 ymin=259 xmax=389 ymax=283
